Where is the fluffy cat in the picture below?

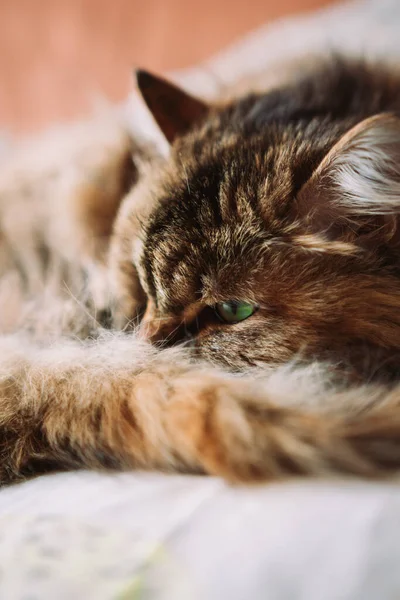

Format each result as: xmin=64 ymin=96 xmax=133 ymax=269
xmin=1 ymin=57 xmax=400 ymax=484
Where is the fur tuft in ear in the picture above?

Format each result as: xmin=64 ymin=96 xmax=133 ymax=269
xmin=297 ymin=114 xmax=400 ymax=225
xmin=135 ymin=69 xmax=209 ymax=144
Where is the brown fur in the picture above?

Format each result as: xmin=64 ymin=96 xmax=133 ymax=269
xmin=2 ymin=58 xmax=400 ymax=484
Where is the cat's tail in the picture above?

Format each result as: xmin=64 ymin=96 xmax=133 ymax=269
xmin=188 ymin=373 xmax=400 ymax=482
xmin=1 ymin=333 xmax=400 ymax=484
xmin=261 ymin=395 xmax=400 ymax=480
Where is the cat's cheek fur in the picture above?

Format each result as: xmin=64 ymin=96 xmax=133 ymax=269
xmin=194 ymin=316 xmax=310 ymax=370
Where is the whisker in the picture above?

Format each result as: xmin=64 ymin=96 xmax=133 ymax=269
xmin=62 ymin=281 xmax=103 ymax=330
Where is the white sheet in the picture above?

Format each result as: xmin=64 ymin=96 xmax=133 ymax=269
xmin=1 ymin=472 xmax=400 ymax=599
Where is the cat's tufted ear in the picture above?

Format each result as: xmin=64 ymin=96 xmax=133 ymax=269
xmin=135 ymin=69 xmax=209 ymax=144
xmin=297 ymin=113 xmax=400 ymax=228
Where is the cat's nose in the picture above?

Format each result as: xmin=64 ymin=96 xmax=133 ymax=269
xmin=138 ymin=316 xmax=185 ymax=346
xmin=137 ymin=301 xmax=170 ymax=343
xmin=138 ymin=301 xmax=195 ymax=346
xmin=138 ymin=318 xmax=158 ymax=342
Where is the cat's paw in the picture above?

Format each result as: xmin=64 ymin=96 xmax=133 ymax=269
xmin=167 ymin=374 xmax=321 ymax=482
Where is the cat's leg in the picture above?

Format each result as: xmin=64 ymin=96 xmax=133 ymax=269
xmin=0 ymin=118 xmax=134 ymax=268
xmin=0 ymin=117 xmax=142 ymax=331
xmin=1 ymin=333 xmax=400 ymax=484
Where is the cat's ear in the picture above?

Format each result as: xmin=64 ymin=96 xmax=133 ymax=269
xmin=297 ymin=113 xmax=400 ymax=227
xmin=135 ymin=69 xmax=209 ymax=144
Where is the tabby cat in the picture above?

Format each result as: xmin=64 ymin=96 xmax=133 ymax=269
xmin=1 ymin=57 xmax=400 ymax=484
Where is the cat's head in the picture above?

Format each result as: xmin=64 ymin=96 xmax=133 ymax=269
xmin=111 ymin=66 xmax=400 ymax=374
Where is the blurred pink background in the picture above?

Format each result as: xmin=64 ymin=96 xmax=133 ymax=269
xmin=0 ymin=0 xmax=337 ymax=134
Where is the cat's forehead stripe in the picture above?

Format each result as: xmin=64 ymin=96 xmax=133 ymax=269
xmin=139 ymin=58 xmax=400 ymax=317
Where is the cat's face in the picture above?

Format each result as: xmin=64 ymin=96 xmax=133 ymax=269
xmin=113 ymin=67 xmax=400 ymax=373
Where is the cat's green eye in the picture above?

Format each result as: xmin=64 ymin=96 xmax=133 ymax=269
xmin=215 ymin=301 xmax=257 ymax=324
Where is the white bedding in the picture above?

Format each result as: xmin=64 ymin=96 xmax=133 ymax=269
xmin=2 ymin=472 xmax=400 ymax=599
xmin=2 ymin=1 xmax=400 ymax=598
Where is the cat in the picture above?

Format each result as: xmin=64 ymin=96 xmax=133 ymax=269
xmin=1 ymin=56 xmax=400 ymax=484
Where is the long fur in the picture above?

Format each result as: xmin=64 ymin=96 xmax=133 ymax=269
xmin=2 ymin=58 xmax=400 ymax=484
xmin=1 ymin=331 xmax=400 ymax=483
